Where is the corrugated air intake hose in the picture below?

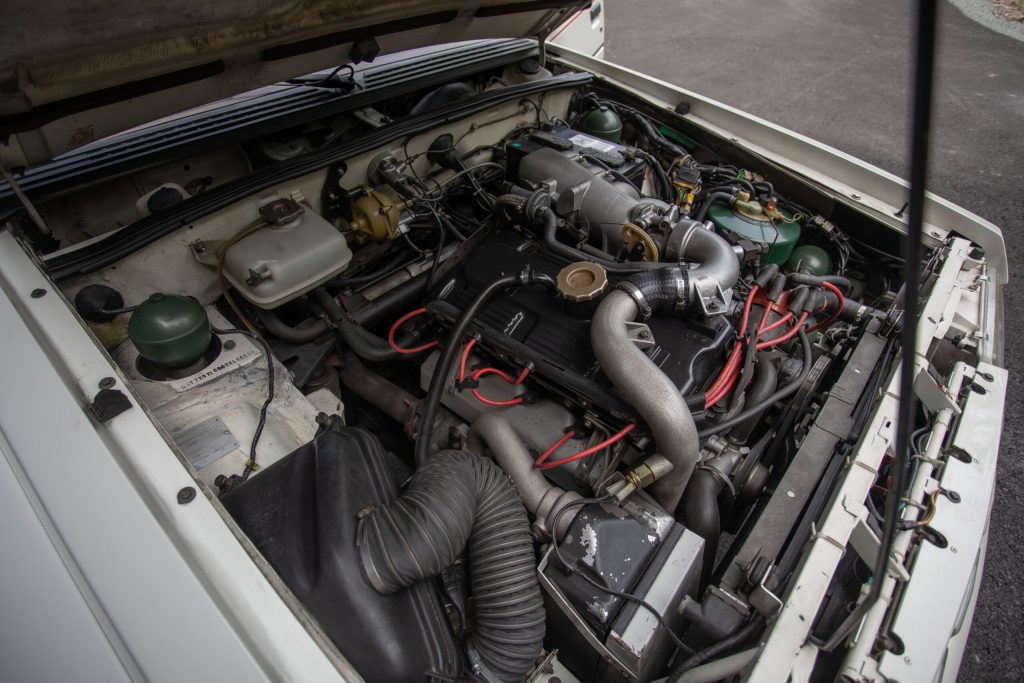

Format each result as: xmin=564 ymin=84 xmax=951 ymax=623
xmin=358 ymin=450 xmax=545 ymax=682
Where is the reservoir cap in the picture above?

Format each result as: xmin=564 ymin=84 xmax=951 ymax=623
xmin=128 ymin=293 xmax=212 ymax=368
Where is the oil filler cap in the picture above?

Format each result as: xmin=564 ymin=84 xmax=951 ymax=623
xmin=557 ymin=262 xmax=608 ymax=302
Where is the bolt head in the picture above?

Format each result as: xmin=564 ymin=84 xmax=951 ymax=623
xmin=177 ymin=487 xmax=197 ymax=504
xmin=98 ymin=377 xmax=116 ymax=389
xmin=30 ymin=288 xmax=46 ymax=298
xmin=223 ymin=339 xmax=236 ymax=350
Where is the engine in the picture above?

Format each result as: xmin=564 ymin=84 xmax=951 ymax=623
xmin=61 ymin=88 xmax=896 ymax=683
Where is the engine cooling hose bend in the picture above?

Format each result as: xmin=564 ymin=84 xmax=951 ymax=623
xmin=255 ymin=308 xmax=330 ymax=343
xmin=468 ymin=413 xmax=582 ymax=537
xmin=311 ymin=288 xmax=400 ymax=362
xmin=416 ymin=269 xmax=557 ymax=465
xmin=358 ymin=450 xmax=545 ymax=683
xmin=592 ymin=289 xmax=700 ymax=513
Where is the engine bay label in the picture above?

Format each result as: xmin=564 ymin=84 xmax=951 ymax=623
xmin=568 ymin=133 xmax=617 ymax=153
xmin=168 ymin=336 xmax=261 ymax=392
xmin=172 ymin=416 xmax=239 ymax=470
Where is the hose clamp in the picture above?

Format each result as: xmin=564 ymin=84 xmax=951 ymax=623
xmin=617 ymin=281 xmax=652 ymax=319
xmin=674 ymin=268 xmax=690 ymax=311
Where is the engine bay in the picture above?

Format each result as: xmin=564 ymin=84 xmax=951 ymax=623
xmin=6 ymin=52 xmax=993 ymax=683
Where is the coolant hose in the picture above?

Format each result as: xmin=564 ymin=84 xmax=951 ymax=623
xmin=311 ymin=287 xmax=400 ymax=362
xmin=694 ymin=191 xmax=736 ymax=223
xmin=358 ymin=450 xmax=545 ymax=683
xmin=592 ymin=289 xmax=699 ymax=513
xmin=416 ymin=269 xmax=556 ymax=465
xmin=255 ymin=308 xmax=330 ymax=343
xmin=728 ymin=357 xmax=779 ymax=444
xmin=683 ymin=468 xmax=724 ymax=582
xmin=468 ymin=413 xmax=582 ymax=537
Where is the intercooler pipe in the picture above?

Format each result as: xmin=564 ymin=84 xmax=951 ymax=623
xmin=358 ymin=450 xmax=545 ymax=683
xmin=590 ymin=222 xmax=740 ymax=513
xmin=592 ymin=289 xmax=698 ymax=513
xmin=468 ymin=413 xmax=582 ymax=537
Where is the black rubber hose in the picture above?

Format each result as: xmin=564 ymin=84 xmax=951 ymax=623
xmin=699 ymin=327 xmax=812 ymax=438
xmin=728 ymin=356 xmax=779 ymax=444
xmin=694 ymin=191 xmax=736 ymax=222
xmin=683 ymin=469 xmax=722 ymax=583
xmin=255 ymin=308 xmax=330 ymax=344
xmin=325 ymin=248 xmax=410 ymax=290
xmin=352 ymin=276 xmax=431 ymax=327
xmin=619 ymin=266 xmax=686 ymax=314
xmin=786 ymin=272 xmax=853 ymax=293
xmin=540 ymin=209 xmax=666 ymax=272
xmin=359 ymin=450 xmax=545 ymax=683
xmin=415 ymin=269 xmax=556 ymax=464
xmin=666 ymin=616 xmax=765 ymax=682
xmin=311 ymin=288 xmax=401 ymax=362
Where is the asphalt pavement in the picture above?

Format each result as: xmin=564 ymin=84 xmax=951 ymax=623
xmin=605 ymin=1 xmax=1024 ymax=679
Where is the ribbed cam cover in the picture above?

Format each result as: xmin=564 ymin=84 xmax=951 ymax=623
xmin=222 ymin=206 xmax=352 ymax=309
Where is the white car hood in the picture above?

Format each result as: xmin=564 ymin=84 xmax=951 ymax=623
xmin=0 ymin=0 xmax=581 ymax=167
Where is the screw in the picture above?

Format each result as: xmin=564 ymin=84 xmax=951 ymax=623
xmin=30 ymin=288 xmax=46 ymax=298
xmin=177 ymin=487 xmax=197 ymax=504
xmin=315 ymin=412 xmax=330 ymax=425
xmin=223 ymin=339 xmax=236 ymax=350
xmin=851 ymin=193 xmax=862 ymax=200
xmin=708 ymin=301 xmax=719 ymax=311
xmin=98 ymin=377 xmax=116 ymax=389
xmin=638 ymin=330 xmax=651 ymax=339
xmin=904 ymin=656 xmax=912 ymax=664
xmin=951 ymin=546 xmax=958 ymax=554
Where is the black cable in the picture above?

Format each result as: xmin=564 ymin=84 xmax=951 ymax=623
xmin=698 ymin=327 xmax=812 ymax=438
xmin=816 ymin=0 xmax=935 ymax=652
xmin=665 ymin=615 xmax=764 ymax=682
xmin=414 ymin=269 xmax=556 ymax=464
xmin=549 ymin=496 xmax=695 ymax=657
xmin=212 ymin=326 xmax=275 ymax=481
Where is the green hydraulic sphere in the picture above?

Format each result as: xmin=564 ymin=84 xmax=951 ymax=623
xmin=128 ymin=293 xmax=211 ymax=368
xmin=581 ymin=106 xmax=623 ymax=143
xmin=786 ymin=244 xmax=832 ymax=276
xmin=707 ymin=203 xmax=801 ymax=266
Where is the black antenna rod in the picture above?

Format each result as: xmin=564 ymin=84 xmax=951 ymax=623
xmin=818 ymin=0 xmax=936 ymax=652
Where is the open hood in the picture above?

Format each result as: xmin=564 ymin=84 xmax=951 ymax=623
xmin=0 ymin=0 xmax=581 ymax=167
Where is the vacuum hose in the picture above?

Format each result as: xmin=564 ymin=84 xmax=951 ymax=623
xmin=358 ymin=450 xmax=545 ymax=682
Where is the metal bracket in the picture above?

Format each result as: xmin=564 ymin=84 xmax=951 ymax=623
xmin=692 ymin=274 xmax=730 ymax=316
xmin=624 ymin=321 xmax=655 ymax=349
xmin=913 ymin=367 xmax=961 ymax=415
xmin=849 ymin=517 xmax=911 ymax=582
xmin=746 ymin=560 xmax=784 ymax=617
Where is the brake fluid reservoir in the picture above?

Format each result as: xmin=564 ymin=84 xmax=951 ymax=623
xmin=708 ymin=195 xmax=801 ymax=266
xmin=220 ymin=198 xmax=352 ymax=308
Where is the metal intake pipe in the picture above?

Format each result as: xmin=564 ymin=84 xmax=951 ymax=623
xmin=592 ymin=290 xmax=698 ymax=513
xmin=468 ymin=413 xmax=582 ymax=537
